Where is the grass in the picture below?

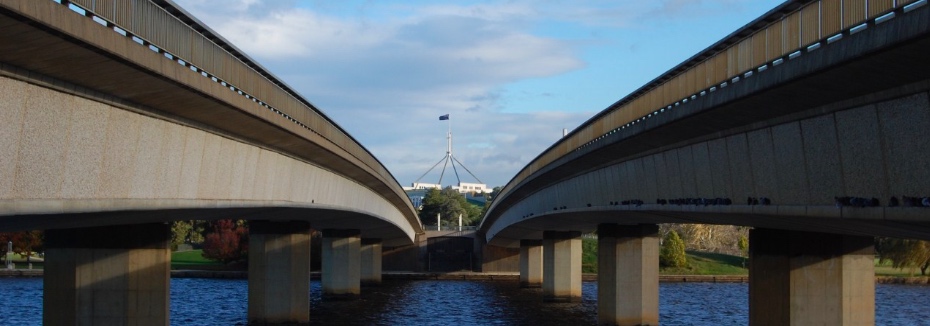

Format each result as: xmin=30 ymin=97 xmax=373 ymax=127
xmin=171 ymin=250 xmax=224 ymax=270
xmin=661 ymin=251 xmax=748 ymax=275
xmin=1 ymin=253 xmax=44 ymax=270
xmin=874 ymin=258 xmax=929 ymax=277
xmin=582 ymin=238 xmax=751 ymax=275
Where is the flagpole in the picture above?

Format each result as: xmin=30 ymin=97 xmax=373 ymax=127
xmin=447 ymin=115 xmax=452 ymax=159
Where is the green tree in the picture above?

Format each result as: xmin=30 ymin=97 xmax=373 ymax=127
xmin=170 ymin=221 xmax=192 ymax=250
xmin=418 ymin=187 xmax=483 ymax=227
xmin=737 ymin=235 xmax=749 ymax=257
xmin=169 ymin=220 xmax=206 ymax=250
xmin=480 ymin=186 xmax=503 ymax=218
xmin=876 ymin=237 xmax=930 ymax=275
xmin=660 ymin=230 xmax=688 ymax=268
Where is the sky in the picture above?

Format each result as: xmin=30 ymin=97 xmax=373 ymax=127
xmin=171 ymin=0 xmax=784 ymax=189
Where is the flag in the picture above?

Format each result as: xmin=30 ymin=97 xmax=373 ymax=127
xmin=439 ymin=114 xmax=449 ymax=120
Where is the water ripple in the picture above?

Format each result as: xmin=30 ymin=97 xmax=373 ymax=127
xmin=0 ymin=278 xmax=929 ymax=325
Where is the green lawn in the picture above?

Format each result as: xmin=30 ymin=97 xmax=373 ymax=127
xmin=582 ymin=238 xmax=749 ymax=275
xmin=874 ymin=258 xmax=929 ymax=277
xmin=171 ymin=250 xmax=223 ymax=270
xmin=660 ymin=251 xmax=748 ymax=275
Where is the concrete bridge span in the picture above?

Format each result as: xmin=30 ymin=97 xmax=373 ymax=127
xmin=0 ymin=73 xmax=413 ymax=243
xmin=0 ymin=0 xmax=422 ymax=324
xmin=479 ymin=1 xmax=930 ymax=324
xmin=482 ymin=1 xmax=930 ymax=246
xmin=0 ymin=0 xmax=420 ymax=244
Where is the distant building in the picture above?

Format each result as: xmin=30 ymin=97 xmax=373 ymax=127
xmin=404 ymin=182 xmax=492 ymax=209
xmin=403 ymin=182 xmax=491 ymax=194
xmin=452 ymin=182 xmax=492 ymax=193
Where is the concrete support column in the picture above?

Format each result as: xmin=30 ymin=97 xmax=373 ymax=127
xmin=322 ymin=229 xmax=361 ymax=300
xmin=749 ymin=229 xmax=874 ymax=325
xmin=519 ymin=239 xmax=543 ymax=288
xmin=247 ymin=221 xmax=311 ymax=325
xmin=44 ymin=223 xmax=170 ymax=326
xmin=542 ymin=230 xmax=581 ymax=302
xmin=361 ymin=238 xmax=383 ymax=286
xmin=597 ymin=224 xmax=659 ymax=326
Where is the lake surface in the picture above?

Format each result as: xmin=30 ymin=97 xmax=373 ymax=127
xmin=1 ymin=277 xmax=928 ymax=325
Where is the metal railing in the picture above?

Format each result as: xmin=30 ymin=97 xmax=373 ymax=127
xmin=485 ymin=0 xmax=926 ymax=224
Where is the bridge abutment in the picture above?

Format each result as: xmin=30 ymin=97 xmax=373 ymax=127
xmin=44 ymin=223 xmax=170 ymax=326
xmin=322 ymin=229 xmax=361 ymax=300
xmin=597 ymin=224 xmax=659 ymax=326
xmin=247 ymin=221 xmax=312 ymax=325
xmin=749 ymin=229 xmax=874 ymax=325
xmin=519 ymin=239 xmax=543 ymax=288
xmin=361 ymin=238 xmax=383 ymax=286
xmin=542 ymin=231 xmax=581 ymax=302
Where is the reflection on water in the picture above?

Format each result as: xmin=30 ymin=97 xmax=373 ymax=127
xmin=0 ymin=277 xmax=928 ymax=325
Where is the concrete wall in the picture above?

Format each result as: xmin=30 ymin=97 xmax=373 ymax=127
xmin=0 ymin=75 xmax=414 ymax=242
xmin=383 ymin=234 xmax=425 ymax=272
xmin=479 ymin=239 xmax=520 ymax=272
xmin=487 ymin=89 xmax=930 ymax=241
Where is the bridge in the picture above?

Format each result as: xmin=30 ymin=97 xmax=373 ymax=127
xmin=0 ymin=0 xmax=422 ymax=324
xmin=479 ymin=0 xmax=930 ymax=324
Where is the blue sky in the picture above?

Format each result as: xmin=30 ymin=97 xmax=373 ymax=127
xmin=173 ymin=0 xmax=784 ymax=188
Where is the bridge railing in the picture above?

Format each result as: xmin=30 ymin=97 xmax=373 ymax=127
xmin=56 ymin=0 xmax=403 ymax=206
xmin=487 ymin=0 xmax=925 ymax=220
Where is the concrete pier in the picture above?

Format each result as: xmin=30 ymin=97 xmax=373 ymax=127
xmin=542 ymin=231 xmax=581 ymax=302
xmin=44 ymin=223 xmax=170 ymax=326
xmin=248 ymin=221 xmax=312 ymax=325
xmin=322 ymin=229 xmax=361 ymax=300
xmin=749 ymin=229 xmax=874 ymax=325
xmin=597 ymin=224 xmax=659 ymax=326
xmin=361 ymin=238 xmax=383 ymax=286
xmin=519 ymin=239 xmax=543 ymax=288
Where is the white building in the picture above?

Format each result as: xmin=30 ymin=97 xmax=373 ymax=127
xmin=403 ymin=182 xmax=492 ymax=194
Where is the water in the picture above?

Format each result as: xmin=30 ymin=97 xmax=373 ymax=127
xmin=1 ymin=278 xmax=929 ymax=325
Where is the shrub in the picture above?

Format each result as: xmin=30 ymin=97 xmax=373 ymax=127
xmin=660 ymin=230 xmax=688 ymax=268
xmin=201 ymin=220 xmax=248 ymax=264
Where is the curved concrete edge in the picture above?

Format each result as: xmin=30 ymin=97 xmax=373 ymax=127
xmin=486 ymin=204 xmax=930 ymax=247
xmin=0 ymin=199 xmax=417 ymax=246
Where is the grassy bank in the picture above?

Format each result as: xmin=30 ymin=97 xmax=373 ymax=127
xmin=171 ymin=250 xmax=225 ymax=270
xmin=582 ymin=238 xmax=749 ymax=275
xmin=661 ymin=251 xmax=748 ymax=275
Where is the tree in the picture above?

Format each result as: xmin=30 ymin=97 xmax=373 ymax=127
xmin=418 ymin=187 xmax=483 ymax=227
xmin=0 ymin=230 xmax=43 ymax=263
xmin=201 ymin=220 xmax=248 ymax=264
xmin=660 ymin=230 xmax=688 ymax=268
xmin=659 ymin=223 xmax=748 ymax=255
xmin=876 ymin=237 xmax=930 ymax=276
xmin=169 ymin=220 xmax=206 ymax=250
xmin=170 ymin=221 xmax=192 ymax=250
xmin=480 ymin=186 xmax=503 ymax=218
xmin=737 ymin=235 xmax=749 ymax=257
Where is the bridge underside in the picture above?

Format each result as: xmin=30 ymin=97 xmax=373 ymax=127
xmin=0 ymin=205 xmax=412 ymax=246
xmin=0 ymin=2 xmax=419 ymax=246
xmin=488 ymin=208 xmax=930 ymax=248
xmin=484 ymin=4 xmax=930 ymax=247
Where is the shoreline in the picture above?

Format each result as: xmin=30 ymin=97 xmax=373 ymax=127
xmin=2 ymin=269 xmax=925 ymax=284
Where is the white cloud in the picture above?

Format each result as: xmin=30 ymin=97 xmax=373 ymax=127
xmin=169 ymin=0 xmax=774 ymax=188
xmin=171 ymin=0 xmax=591 ymax=187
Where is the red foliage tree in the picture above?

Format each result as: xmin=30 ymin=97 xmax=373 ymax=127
xmin=0 ymin=230 xmax=44 ymax=263
xmin=201 ymin=220 xmax=248 ymax=264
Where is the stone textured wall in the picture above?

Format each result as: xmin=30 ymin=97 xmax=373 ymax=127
xmin=0 ymin=75 xmax=412 ymax=241
xmin=489 ymin=90 xmax=930 ymax=239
